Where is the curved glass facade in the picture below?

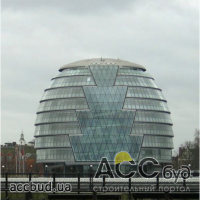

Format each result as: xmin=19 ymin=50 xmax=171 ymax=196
xmin=34 ymin=58 xmax=174 ymax=174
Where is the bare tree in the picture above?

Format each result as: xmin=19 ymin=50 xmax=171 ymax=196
xmin=173 ymin=129 xmax=199 ymax=170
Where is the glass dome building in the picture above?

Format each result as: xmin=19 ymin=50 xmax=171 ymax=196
xmin=34 ymin=58 xmax=174 ymax=175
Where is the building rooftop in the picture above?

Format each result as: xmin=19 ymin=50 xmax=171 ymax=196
xmin=59 ymin=58 xmax=146 ymax=71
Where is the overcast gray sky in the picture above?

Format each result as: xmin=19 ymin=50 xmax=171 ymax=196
xmin=1 ymin=0 xmax=199 ymax=152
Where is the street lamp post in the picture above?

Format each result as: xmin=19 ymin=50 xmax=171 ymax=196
xmin=90 ymin=165 xmax=93 ymax=175
xmin=188 ymin=164 xmax=191 ymax=177
xmin=2 ymin=165 xmax=5 ymax=177
xmin=30 ymin=165 xmax=32 ymax=173
xmin=89 ymin=165 xmax=93 ymax=189
xmin=45 ymin=165 xmax=48 ymax=177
